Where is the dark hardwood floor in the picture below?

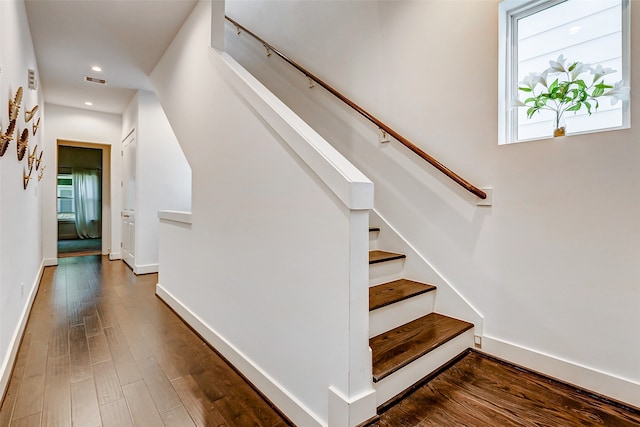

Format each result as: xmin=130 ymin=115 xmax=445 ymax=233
xmin=3 ymin=256 xmax=640 ymax=426
xmin=0 ymin=256 xmax=290 ymax=427
xmin=374 ymin=351 xmax=640 ymax=427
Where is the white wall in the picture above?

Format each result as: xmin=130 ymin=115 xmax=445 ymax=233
xmin=0 ymin=0 xmax=45 ymax=399
xmin=42 ymin=104 xmax=122 ymax=264
xmin=122 ymin=90 xmax=191 ymax=273
xmin=224 ymin=0 xmax=640 ymax=405
xmin=151 ymin=2 xmax=375 ymax=425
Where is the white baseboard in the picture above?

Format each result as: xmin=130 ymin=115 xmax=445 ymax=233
xmin=482 ymin=335 xmax=640 ymax=408
xmin=43 ymin=258 xmax=58 ymax=267
xmin=109 ymin=252 xmax=121 ymax=261
xmin=329 ymin=387 xmax=377 ymax=427
xmin=155 ymin=284 xmax=325 ymax=427
xmin=0 ymin=260 xmax=45 ymax=401
xmin=134 ymin=263 xmax=159 ymax=275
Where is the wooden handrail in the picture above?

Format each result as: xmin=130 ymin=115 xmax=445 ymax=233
xmin=225 ymin=16 xmax=487 ymax=200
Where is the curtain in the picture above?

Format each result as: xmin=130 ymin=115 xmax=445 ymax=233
xmin=72 ymin=168 xmax=101 ymax=239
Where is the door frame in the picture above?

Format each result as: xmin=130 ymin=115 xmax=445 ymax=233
xmin=56 ymin=140 xmax=112 ymax=256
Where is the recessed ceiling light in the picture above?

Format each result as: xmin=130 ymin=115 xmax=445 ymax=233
xmin=85 ymin=101 xmax=93 ymax=106
xmin=91 ymin=66 xmax=102 ymax=72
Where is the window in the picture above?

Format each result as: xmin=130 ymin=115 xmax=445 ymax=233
xmin=499 ymin=0 xmax=630 ymax=144
xmin=57 ymin=174 xmax=75 ymax=220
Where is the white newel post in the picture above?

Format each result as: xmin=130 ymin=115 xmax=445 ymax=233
xmin=329 ymin=189 xmax=377 ymax=426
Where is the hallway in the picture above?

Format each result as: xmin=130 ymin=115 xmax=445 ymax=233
xmin=0 ymin=256 xmax=290 ymax=426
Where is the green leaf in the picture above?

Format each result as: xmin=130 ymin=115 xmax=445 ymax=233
xmin=519 ymin=86 xmax=532 ymax=92
xmin=526 ymin=107 xmax=537 ymax=118
xmin=584 ymin=101 xmax=592 ymax=115
xmin=524 ymin=97 xmax=536 ymax=104
xmin=596 ymin=82 xmax=613 ymax=89
xmin=549 ymin=79 xmax=559 ymax=92
xmin=566 ymin=103 xmax=582 ymax=112
xmin=592 ymin=86 xmax=604 ymax=97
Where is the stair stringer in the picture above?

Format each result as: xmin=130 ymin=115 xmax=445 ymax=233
xmin=370 ymin=209 xmax=484 ymax=336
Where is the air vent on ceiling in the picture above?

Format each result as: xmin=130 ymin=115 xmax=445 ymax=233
xmin=84 ymin=76 xmax=106 ymax=85
xmin=28 ymin=69 xmax=37 ymax=90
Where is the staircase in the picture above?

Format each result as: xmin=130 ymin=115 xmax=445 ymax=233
xmin=368 ymin=226 xmax=474 ymax=409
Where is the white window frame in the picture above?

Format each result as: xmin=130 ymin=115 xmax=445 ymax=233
xmin=498 ymin=0 xmax=631 ymax=145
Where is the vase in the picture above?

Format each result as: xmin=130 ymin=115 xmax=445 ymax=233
xmin=553 ymin=113 xmax=566 ymax=137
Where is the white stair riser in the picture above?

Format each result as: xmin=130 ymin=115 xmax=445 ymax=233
xmin=373 ymin=329 xmax=474 ymax=407
xmin=369 ymin=229 xmax=379 ymax=251
xmin=369 ymin=292 xmax=435 ymax=338
xmin=369 ymin=259 xmax=405 ymax=285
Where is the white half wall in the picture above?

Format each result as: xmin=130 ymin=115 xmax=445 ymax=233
xmin=151 ymin=2 xmax=375 ymax=425
xmin=224 ymin=0 xmax=640 ymax=406
xmin=42 ymin=104 xmax=122 ymax=264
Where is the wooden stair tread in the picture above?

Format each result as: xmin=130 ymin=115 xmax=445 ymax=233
xmin=370 ymin=313 xmax=473 ymax=382
xmin=369 ymin=279 xmax=436 ymax=311
xmin=369 ymin=250 xmax=406 ymax=264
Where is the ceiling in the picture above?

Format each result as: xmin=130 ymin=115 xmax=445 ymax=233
xmin=24 ymin=0 xmax=198 ymax=115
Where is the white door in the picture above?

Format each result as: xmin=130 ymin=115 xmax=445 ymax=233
xmin=121 ymin=131 xmax=136 ymax=268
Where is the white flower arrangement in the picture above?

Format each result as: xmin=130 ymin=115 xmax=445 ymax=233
xmin=518 ymin=55 xmax=629 ymax=136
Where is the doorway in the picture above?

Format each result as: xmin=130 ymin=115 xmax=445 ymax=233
xmin=57 ymin=145 xmax=103 ymax=258
xmin=121 ymin=130 xmax=136 ymax=268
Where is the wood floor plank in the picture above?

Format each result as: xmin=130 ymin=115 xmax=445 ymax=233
xmin=11 ymin=375 xmax=45 ymax=420
xmin=215 ymin=395 xmax=262 ymax=426
xmin=41 ymin=355 xmax=71 ymax=427
xmin=103 ymin=325 xmax=143 ymax=385
xmin=66 ymin=295 xmax=85 ymax=327
xmin=122 ymin=380 xmax=164 ymax=427
xmin=21 ymin=337 xmax=48 ymax=379
xmin=99 ymin=398 xmax=134 ymax=427
xmin=84 ymin=314 xmax=103 ymax=337
xmin=9 ymin=331 xmax=32 ymax=382
xmin=0 ymin=332 xmax=34 ymax=424
xmin=48 ymin=322 xmax=69 ymax=359
xmin=0 ymin=375 xmax=20 ymax=427
xmin=93 ymin=360 xmax=124 ymax=405
xmin=110 ymin=303 xmax=154 ymax=361
xmin=162 ymin=405 xmax=197 ymax=427
xmin=172 ymin=375 xmax=227 ymax=427
xmin=70 ymin=377 xmax=101 ymax=427
xmin=95 ymin=298 xmax=118 ymax=328
xmin=68 ymin=324 xmax=92 ymax=382
xmin=9 ymin=412 xmax=41 ymax=427
xmin=155 ymin=331 xmax=208 ymax=382
xmin=87 ymin=333 xmax=112 ymax=365
xmin=137 ymin=356 xmax=182 ymax=413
